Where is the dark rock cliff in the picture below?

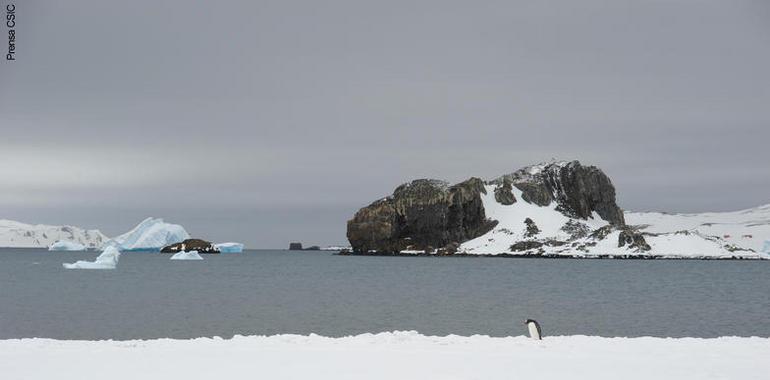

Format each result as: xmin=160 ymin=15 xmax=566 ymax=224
xmin=346 ymin=177 xmax=497 ymax=253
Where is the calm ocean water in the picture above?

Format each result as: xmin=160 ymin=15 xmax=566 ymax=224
xmin=0 ymin=248 xmax=768 ymax=340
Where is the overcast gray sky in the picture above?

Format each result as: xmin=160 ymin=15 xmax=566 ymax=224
xmin=1 ymin=0 xmax=769 ymax=247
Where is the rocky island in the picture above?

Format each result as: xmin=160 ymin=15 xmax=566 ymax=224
xmin=346 ymin=161 xmax=769 ymax=259
xmin=161 ymin=239 xmax=220 ymax=254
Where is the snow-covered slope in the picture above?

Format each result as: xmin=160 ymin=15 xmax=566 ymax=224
xmin=0 ymin=220 xmax=107 ymax=249
xmin=626 ymin=204 xmax=770 ymax=253
xmin=459 ymin=186 xmax=769 ymax=259
xmin=106 ymin=217 xmax=189 ymax=251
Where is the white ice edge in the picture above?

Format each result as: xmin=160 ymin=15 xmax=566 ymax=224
xmin=2 ymin=331 xmax=768 ymax=380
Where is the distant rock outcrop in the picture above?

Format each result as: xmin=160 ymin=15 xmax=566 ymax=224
xmin=161 ymin=239 xmax=219 ymax=254
xmin=617 ymin=228 xmax=651 ymax=252
xmin=345 ymin=161 xmax=770 ymax=259
xmin=347 ymin=161 xmax=625 ymax=254
xmin=347 ymin=177 xmax=497 ymax=253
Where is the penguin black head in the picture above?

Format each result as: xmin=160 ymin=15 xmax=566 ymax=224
xmin=524 ymin=319 xmax=543 ymax=340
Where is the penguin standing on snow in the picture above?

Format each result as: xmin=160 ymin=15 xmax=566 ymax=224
xmin=524 ymin=319 xmax=542 ymax=340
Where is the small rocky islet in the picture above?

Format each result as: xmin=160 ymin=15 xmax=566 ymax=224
xmin=161 ymin=239 xmax=220 ymax=254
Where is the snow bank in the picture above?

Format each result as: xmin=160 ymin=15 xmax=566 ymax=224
xmin=48 ymin=240 xmax=86 ymax=251
xmin=107 ymin=217 xmax=190 ymax=251
xmin=1 ymin=332 xmax=768 ymax=380
xmin=214 ymin=242 xmax=244 ymax=253
xmin=170 ymin=250 xmax=203 ymax=260
xmin=62 ymin=246 xmax=121 ymax=269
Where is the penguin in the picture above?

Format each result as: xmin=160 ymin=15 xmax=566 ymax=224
xmin=524 ymin=319 xmax=542 ymax=340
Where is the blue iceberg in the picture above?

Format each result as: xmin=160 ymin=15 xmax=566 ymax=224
xmin=215 ymin=242 xmax=244 ymax=253
xmin=106 ymin=217 xmax=190 ymax=252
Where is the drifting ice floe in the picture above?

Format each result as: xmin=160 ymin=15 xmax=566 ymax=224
xmin=170 ymin=250 xmax=203 ymax=260
xmin=214 ymin=242 xmax=244 ymax=253
xmin=62 ymin=246 xmax=121 ymax=269
xmin=106 ymin=217 xmax=189 ymax=251
xmin=48 ymin=240 xmax=87 ymax=251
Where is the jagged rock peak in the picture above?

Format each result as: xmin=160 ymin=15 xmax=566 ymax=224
xmin=491 ymin=160 xmax=625 ymax=225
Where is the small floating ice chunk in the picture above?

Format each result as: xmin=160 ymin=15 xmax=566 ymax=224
xmin=63 ymin=246 xmax=121 ymax=269
xmin=170 ymin=250 xmax=204 ymax=260
xmin=48 ymin=240 xmax=86 ymax=251
xmin=214 ymin=242 xmax=244 ymax=253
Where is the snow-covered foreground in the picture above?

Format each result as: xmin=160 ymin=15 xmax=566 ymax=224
xmin=1 ymin=332 xmax=768 ymax=380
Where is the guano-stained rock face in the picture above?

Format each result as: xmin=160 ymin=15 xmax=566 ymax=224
xmin=347 ymin=161 xmax=624 ymax=253
xmin=347 ymin=177 xmax=497 ymax=253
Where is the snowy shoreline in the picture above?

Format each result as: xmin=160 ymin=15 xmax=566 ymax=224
xmin=2 ymin=331 xmax=768 ymax=379
xmin=339 ymin=250 xmax=770 ymax=260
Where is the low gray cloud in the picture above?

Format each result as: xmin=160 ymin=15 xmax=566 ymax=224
xmin=1 ymin=0 xmax=769 ymax=246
